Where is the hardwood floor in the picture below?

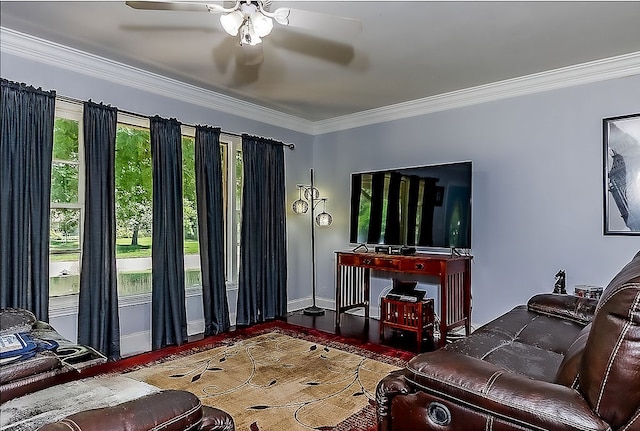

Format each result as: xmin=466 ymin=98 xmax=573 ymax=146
xmin=285 ymin=308 xmax=437 ymax=354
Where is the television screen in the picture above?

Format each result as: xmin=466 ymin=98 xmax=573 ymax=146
xmin=349 ymin=161 xmax=472 ymax=250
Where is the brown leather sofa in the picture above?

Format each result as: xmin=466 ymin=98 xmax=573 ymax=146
xmin=37 ymin=389 xmax=235 ymax=431
xmin=376 ymin=251 xmax=640 ymax=431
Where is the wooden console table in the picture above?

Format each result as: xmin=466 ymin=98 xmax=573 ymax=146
xmin=334 ymin=251 xmax=472 ymax=347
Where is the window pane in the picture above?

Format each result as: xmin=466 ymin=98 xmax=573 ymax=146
xmin=182 ymin=135 xmax=202 ymax=290
xmin=50 ymin=208 xmax=81 ymax=297
xmin=53 ymin=118 xmax=79 ymax=161
xmin=51 ymin=162 xmax=79 ymax=203
xmin=115 ymin=124 xmax=153 ymax=296
xmin=50 ymin=115 xmax=81 ymax=298
xmin=221 ymin=144 xmax=227 ymax=215
xmin=50 ymin=253 xmax=80 ymax=296
xmin=182 ymin=135 xmax=198 ymax=254
xmin=50 ymin=208 xmax=80 ymax=252
xmin=234 ymin=149 xmax=243 ymax=274
xmin=117 ymin=269 xmax=152 ymax=296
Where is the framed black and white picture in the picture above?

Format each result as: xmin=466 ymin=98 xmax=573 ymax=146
xmin=603 ymin=113 xmax=640 ymax=235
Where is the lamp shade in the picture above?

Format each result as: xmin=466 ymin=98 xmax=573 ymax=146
xmin=304 ymin=187 xmax=320 ymax=201
xmin=220 ymin=10 xmax=244 ymax=36
xmin=316 ymin=211 xmax=333 ymax=227
xmin=292 ymin=199 xmax=308 ymax=214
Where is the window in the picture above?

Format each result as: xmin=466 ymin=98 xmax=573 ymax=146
xmin=49 ymin=103 xmax=84 ymax=297
xmin=114 ymin=119 xmax=153 ymax=297
xmin=229 ymin=138 xmax=243 ymax=283
xmin=182 ymin=133 xmax=201 ymax=292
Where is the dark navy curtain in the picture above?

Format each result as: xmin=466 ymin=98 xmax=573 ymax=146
xmin=195 ymin=126 xmax=230 ymax=336
xmin=78 ymin=101 xmax=120 ymax=361
xmin=150 ymin=116 xmax=187 ymax=349
xmin=236 ymin=135 xmax=287 ymax=326
xmin=0 ymin=79 xmax=55 ymax=320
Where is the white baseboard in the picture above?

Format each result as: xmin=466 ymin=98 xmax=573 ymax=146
xmin=187 ymin=319 xmax=204 ymax=336
xmin=120 ymin=331 xmax=151 ymax=358
xmin=288 ymin=296 xmax=381 ymax=319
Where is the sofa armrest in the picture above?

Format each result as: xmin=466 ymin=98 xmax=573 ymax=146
xmin=201 ymin=406 xmax=235 ymax=431
xmin=406 ymin=350 xmax=609 ymax=431
xmin=527 ymin=293 xmax=597 ymax=325
xmin=37 ymin=390 xmax=207 ymax=431
xmin=0 ymin=351 xmax=61 ymax=385
xmin=376 ymin=370 xmax=413 ymax=431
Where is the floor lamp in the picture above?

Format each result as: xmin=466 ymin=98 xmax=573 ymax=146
xmin=292 ymin=168 xmax=333 ymax=316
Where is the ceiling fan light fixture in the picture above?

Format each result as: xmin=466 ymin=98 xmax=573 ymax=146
xmin=270 ymin=7 xmax=291 ymax=25
xmin=250 ymin=11 xmax=273 ymax=38
xmin=240 ymin=23 xmax=261 ymax=46
xmin=220 ymin=10 xmax=244 ymax=36
xmin=127 ymin=0 xmax=363 ymax=51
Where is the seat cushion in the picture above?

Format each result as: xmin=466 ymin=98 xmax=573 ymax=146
xmin=444 ymin=305 xmax=586 ymax=381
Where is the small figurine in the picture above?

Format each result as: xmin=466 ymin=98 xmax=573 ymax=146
xmin=553 ymin=270 xmax=566 ymax=294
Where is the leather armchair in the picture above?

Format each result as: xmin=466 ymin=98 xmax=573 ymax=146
xmin=37 ymin=389 xmax=235 ymax=431
xmin=1 ymin=309 xmax=235 ymax=430
xmin=0 ymin=308 xmax=106 ymax=403
xmin=376 ymin=251 xmax=640 ymax=430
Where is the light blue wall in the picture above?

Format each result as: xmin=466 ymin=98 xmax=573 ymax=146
xmin=2 ymin=49 xmax=639 ymax=335
xmin=312 ymin=74 xmax=640 ymax=325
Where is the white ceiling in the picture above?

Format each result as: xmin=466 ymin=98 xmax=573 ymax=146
xmin=2 ymin=1 xmax=640 ymax=122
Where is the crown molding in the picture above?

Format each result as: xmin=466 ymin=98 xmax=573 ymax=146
xmin=313 ymin=51 xmax=640 ymax=134
xmin=0 ymin=27 xmax=315 ymax=135
xmin=2 ymin=27 xmax=639 ymax=137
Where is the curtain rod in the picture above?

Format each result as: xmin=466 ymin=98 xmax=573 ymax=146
xmin=56 ymin=94 xmax=295 ymax=150
xmin=220 ymin=130 xmax=295 ymax=149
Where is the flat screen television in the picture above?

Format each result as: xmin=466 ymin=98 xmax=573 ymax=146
xmin=349 ymin=161 xmax=472 ymax=251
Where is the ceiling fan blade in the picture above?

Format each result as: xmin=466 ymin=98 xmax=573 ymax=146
xmin=270 ymin=29 xmax=354 ymax=65
xmin=241 ymin=44 xmax=264 ymax=66
xmin=126 ymin=1 xmax=219 ymax=13
xmin=274 ymin=7 xmax=362 ymax=39
xmin=120 ymin=24 xmax=220 ymax=34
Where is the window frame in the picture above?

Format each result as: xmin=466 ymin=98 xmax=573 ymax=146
xmin=49 ymin=100 xmax=85 ymax=299
xmin=222 ymin=133 xmax=242 ymax=287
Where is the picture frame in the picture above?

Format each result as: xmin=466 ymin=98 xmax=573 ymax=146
xmin=603 ymin=113 xmax=640 ymax=235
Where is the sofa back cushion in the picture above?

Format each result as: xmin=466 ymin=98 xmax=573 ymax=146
xmin=579 ymin=251 xmax=640 ymax=429
xmin=0 ymin=308 xmax=36 ymax=335
xmin=554 ymin=323 xmax=590 ymax=388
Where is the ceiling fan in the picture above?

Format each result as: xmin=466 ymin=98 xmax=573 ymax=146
xmin=126 ymin=1 xmax=362 ymax=47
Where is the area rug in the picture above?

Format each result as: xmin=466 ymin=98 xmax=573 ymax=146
xmin=124 ymin=325 xmax=408 ymax=431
